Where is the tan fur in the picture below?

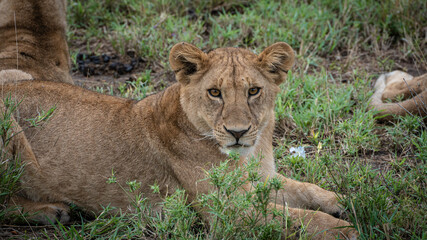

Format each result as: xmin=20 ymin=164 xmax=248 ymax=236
xmin=1 ymin=43 xmax=357 ymax=239
xmin=0 ymin=69 xmax=33 ymax=83
xmin=0 ymin=0 xmax=73 ymax=84
xmin=370 ymin=71 xmax=427 ymax=120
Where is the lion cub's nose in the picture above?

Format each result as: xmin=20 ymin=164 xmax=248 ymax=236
xmin=224 ymin=126 xmax=251 ymax=141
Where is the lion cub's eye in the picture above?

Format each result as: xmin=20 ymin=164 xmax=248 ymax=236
xmin=248 ymin=87 xmax=261 ymax=96
xmin=208 ymin=89 xmax=221 ymax=98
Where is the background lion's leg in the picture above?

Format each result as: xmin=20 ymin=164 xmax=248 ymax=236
xmin=381 ymin=91 xmax=427 ymax=117
xmin=0 ymin=0 xmax=73 ymax=84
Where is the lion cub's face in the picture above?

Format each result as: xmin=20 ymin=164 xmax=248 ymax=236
xmin=170 ymin=42 xmax=295 ymax=155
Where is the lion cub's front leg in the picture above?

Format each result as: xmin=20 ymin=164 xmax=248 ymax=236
xmin=282 ymin=204 xmax=358 ymax=240
xmin=255 ymin=137 xmax=343 ymax=216
xmin=275 ymin=174 xmax=344 ymax=217
xmin=271 ymin=175 xmax=358 ymax=238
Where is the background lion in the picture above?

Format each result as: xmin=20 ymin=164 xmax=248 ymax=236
xmin=0 ymin=0 xmax=73 ymax=84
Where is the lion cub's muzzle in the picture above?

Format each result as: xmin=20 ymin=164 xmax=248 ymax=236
xmin=221 ymin=125 xmax=257 ymax=149
xmin=224 ymin=125 xmax=251 ymax=146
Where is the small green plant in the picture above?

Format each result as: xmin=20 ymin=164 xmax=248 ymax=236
xmin=385 ymin=114 xmax=426 ymax=155
xmin=335 ymin=107 xmax=380 ymax=156
xmin=148 ymin=189 xmax=199 ymax=239
xmin=198 ymin=152 xmax=288 ymax=239
xmin=118 ymin=70 xmax=153 ymax=100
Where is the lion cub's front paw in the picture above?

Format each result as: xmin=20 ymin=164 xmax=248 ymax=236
xmin=293 ymin=210 xmax=358 ymax=240
xmin=317 ymin=192 xmax=347 ymax=219
xmin=315 ymin=214 xmax=358 ymax=240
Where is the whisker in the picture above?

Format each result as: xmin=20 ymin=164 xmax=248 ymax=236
xmin=14 ymin=12 xmax=19 ymax=69
xmin=194 ymin=132 xmax=215 ymax=141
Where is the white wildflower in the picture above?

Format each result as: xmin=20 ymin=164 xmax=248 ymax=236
xmin=289 ymin=146 xmax=306 ymax=158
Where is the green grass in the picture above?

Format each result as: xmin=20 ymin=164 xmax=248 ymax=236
xmin=67 ymin=0 xmax=426 ymax=67
xmin=1 ymin=0 xmax=426 ymax=239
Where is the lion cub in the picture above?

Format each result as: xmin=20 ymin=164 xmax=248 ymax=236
xmin=1 ymin=42 xmax=357 ymax=239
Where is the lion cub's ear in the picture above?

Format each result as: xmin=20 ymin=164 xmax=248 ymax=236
xmin=169 ymin=42 xmax=209 ymax=85
xmin=257 ymin=42 xmax=295 ymax=85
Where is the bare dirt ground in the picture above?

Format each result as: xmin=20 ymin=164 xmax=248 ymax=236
xmin=69 ymin=38 xmax=176 ymax=93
